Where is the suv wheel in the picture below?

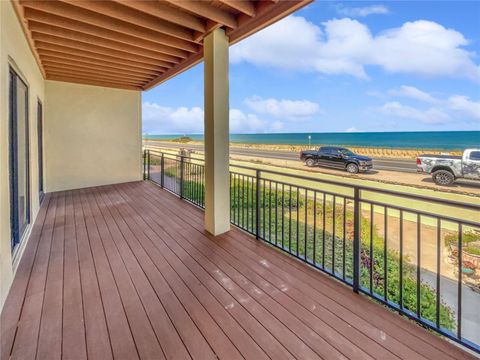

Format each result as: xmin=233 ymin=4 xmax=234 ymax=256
xmin=305 ymin=158 xmax=315 ymax=167
xmin=346 ymin=163 xmax=359 ymax=174
xmin=432 ymin=170 xmax=455 ymax=186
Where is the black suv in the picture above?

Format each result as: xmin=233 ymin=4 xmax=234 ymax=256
xmin=300 ymin=146 xmax=373 ymax=173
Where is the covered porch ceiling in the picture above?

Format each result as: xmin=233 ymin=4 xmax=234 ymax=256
xmin=13 ymin=0 xmax=312 ymax=90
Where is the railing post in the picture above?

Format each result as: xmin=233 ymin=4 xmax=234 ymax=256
xmin=180 ymin=155 xmax=184 ymax=199
xmin=353 ymin=187 xmax=361 ymax=293
xmin=160 ymin=153 xmax=165 ymax=188
xmin=256 ymin=169 xmax=261 ymax=239
xmin=143 ymin=149 xmax=147 ymax=180
xmin=147 ymin=150 xmax=151 ymax=180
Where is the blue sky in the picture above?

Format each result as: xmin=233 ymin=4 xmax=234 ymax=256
xmin=142 ymin=1 xmax=480 ymax=135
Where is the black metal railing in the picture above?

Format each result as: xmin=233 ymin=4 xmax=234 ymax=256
xmin=144 ymin=149 xmax=480 ymax=353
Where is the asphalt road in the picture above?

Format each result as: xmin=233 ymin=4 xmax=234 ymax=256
xmin=145 ymin=141 xmax=418 ymax=173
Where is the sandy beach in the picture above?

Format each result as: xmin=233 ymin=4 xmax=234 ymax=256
xmin=152 ymin=139 xmax=463 ymax=159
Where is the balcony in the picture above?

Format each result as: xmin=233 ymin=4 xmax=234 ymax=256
xmin=1 ymin=1 xmax=479 ymax=358
xmin=1 ymin=181 xmax=475 ymax=360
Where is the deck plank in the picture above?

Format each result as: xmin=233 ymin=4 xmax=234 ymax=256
xmin=62 ymin=191 xmax=87 ymax=360
xmin=0 ymin=194 xmax=51 ymax=360
xmin=9 ymin=193 xmax=58 ymax=360
xmin=71 ymin=190 xmax=113 ymax=360
xmin=1 ymin=181 xmax=476 ymax=360
xmin=37 ymin=192 xmax=66 ymax=360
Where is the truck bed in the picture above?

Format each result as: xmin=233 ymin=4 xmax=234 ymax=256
xmin=418 ymin=154 xmax=462 ymax=160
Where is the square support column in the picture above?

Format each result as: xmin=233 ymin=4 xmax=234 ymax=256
xmin=204 ymin=28 xmax=230 ymax=236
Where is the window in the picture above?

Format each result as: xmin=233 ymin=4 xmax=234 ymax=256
xmin=470 ymin=151 xmax=480 ymax=161
xmin=9 ymin=67 xmax=30 ymax=252
xmin=38 ymin=100 xmax=44 ymax=202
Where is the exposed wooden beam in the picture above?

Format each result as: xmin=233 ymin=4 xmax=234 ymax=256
xmin=35 ymin=43 xmax=169 ymax=71
xmin=58 ymin=0 xmax=195 ymax=42
xmin=37 ymin=47 xmax=167 ymax=73
xmin=113 ymin=0 xmax=206 ymax=33
xmin=32 ymin=33 xmax=176 ymax=67
xmin=46 ymin=74 xmax=142 ymax=90
xmin=218 ymin=0 xmax=256 ymax=17
xmin=11 ymin=0 xmax=46 ymax=78
xmin=39 ymin=54 xmax=161 ymax=78
xmin=29 ymin=23 xmax=181 ymax=64
xmin=164 ymin=0 xmax=237 ymax=29
xmin=24 ymin=8 xmax=197 ymax=56
xmin=45 ymin=68 xmax=144 ymax=86
xmin=193 ymin=20 xmax=222 ymax=42
xmin=20 ymin=1 xmax=201 ymax=48
xmin=42 ymin=60 xmax=156 ymax=81
xmin=44 ymin=67 xmax=150 ymax=86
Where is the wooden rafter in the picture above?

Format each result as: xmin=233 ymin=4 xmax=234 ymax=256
xmin=20 ymin=1 xmax=199 ymax=49
xmin=113 ymin=0 xmax=206 ymax=33
xmin=29 ymin=21 xmax=185 ymax=62
xmin=218 ymin=0 xmax=256 ymax=17
xmin=32 ymin=33 xmax=176 ymax=66
xmin=23 ymin=7 xmax=198 ymax=54
xmin=58 ymin=0 xmax=195 ymax=42
xmin=46 ymin=74 xmax=142 ymax=90
xmin=37 ymin=48 xmax=167 ymax=73
xmin=163 ymin=0 xmax=237 ymax=29
xmin=13 ymin=0 xmax=313 ymax=90
xmin=42 ymin=60 xmax=157 ymax=81
xmin=40 ymin=54 xmax=162 ymax=78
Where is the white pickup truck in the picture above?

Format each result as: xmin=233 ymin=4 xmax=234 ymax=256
xmin=416 ymin=149 xmax=480 ymax=185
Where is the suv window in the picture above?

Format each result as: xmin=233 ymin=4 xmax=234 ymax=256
xmin=470 ymin=151 xmax=480 ymax=160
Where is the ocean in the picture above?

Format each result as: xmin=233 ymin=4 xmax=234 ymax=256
xmin=146 ymin=131 xmax=480 ymax=150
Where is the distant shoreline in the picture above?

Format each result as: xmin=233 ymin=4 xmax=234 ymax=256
xmin=147 ymin=139 xmax=463 ymax=159
xmin=144 ymin=130 xmax=477 ymax=152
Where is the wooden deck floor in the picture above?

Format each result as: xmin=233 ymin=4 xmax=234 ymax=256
xmin=1 ymin=181 xmax=475 ymax=360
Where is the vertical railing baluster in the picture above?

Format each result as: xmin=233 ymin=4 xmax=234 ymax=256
xmin=304 ymin=190 xmax=308 ymax=260
xmin=256 ymin=170 xmax=261 ymax=238
xmin=143 ymin=149 xmax=147 ymax=180
xmin=436 ymin=218 xmax=441 ymax=328
xmin=384 ymin=206 xmax=388 ymax=302
xmin=353 ymin=187 xmax=361 ymax=293
xmin=417 ymin=214 xmax=421 ymax=318
xmin=399 ymin=210 xmax=404 ymax=309
xmin=322 ymin=192 xmax=326 ymax=269
xmin=458 ymin=223 xmax=463 ymax=340
xmin=160 ymin=153 xmax=165 ymax=188
xmin=332 ymin=196 xmax=336 ymax=274
xmin=370 ymin=204 xmax=374 ymax=294
xmin=313 ymin=192 xmax=317 ymax=265
xmin=343 ymin=197 xmax=346 ymax=279
xmin=296 ymin=187 xmax=300 ymax=256
xmin=147 ymin=150 xmax=151 ymax=180
xmin=180 ymin=155 xmax=184 ymax=199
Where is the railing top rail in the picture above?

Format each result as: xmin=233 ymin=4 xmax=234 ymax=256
xmin=145 ymin=149 xmax=480 ymax=212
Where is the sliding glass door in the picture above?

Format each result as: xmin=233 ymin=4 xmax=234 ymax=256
xmin=9 ymin=67 xmax=30 ymax=252
xmin=37 ymin=101 xmax=44 ymax=202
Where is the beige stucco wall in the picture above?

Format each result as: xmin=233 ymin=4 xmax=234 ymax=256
xmin=0 ymin=0 xmax=45 ymax=308
xmin=44 ymin=80 xmax=142 ymax=192
xmin=0 ymin=2 xmax=142 ymax=311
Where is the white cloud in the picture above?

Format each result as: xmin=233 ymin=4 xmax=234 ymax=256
xmin=336 ymin=4 xmax=390 ymax=17
xmin=376 ymin=101 xmax=450 ymax=124
xmin=447 ymin=95 xmax=480 ymax=119
xmin=143 ymin=102 xmax=203 ymax=134
xmin=230 ymin=16 xmax=480 ymax=81
xmin=388 ymin=85 xmax=439 ymax=103
xmin=244 ymin=96 xmax=321 ymax=120
xmin=142 ymin=102 xmax=281 ymax=134
xmin=345 ymin=127 xmax=363 ymax=132
xmin=386 ymin=86 xmax=480 ymax=120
